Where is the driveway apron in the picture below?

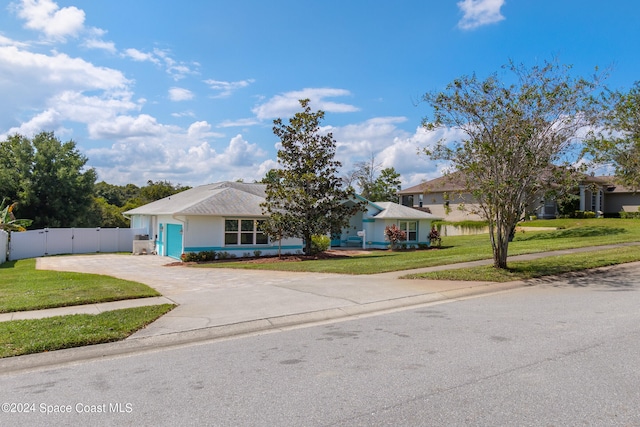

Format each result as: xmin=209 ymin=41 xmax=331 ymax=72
xmin=35 ymin=254 xmax=476 ymax=338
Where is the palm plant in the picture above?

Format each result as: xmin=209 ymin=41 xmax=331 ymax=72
xmin=0 ymin=198 xmax=32 ymax=232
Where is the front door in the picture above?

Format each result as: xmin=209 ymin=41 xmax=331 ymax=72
xmin=166 ymin=224 xmax=183 ymax=259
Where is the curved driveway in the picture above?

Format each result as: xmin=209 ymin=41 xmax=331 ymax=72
xmin=36 ymin=248 xmax=640 ymax=340
xmin=35 ymin=254 xmax=503 ymax=339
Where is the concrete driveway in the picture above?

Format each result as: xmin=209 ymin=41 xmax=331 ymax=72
xmin=35 ymin=254 xmax=507 ymax=339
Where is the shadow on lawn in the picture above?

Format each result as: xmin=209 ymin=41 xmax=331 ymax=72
xmin=0 ymin=261 xmax=17 ymax=269
xmin=517 ymin=226 xmax=627 ymax=241
xmin=525 ymin=266 xmax=640 ymax=291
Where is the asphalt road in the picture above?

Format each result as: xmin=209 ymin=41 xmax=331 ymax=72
xmin=2 ymin=265 xmax=640 ymax=426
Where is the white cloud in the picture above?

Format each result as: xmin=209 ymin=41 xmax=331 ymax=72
xmin=171 ymin=111 xmax=196 ymax=118
xmin=217 ymin=118 xmax=260 ymax=128
xmin=123 ymin=48 xmax=160 ymax=64
xmin=86 ymin=131 xmax=270 ymax=186
xmin=204 ymin=78 xmax=255 ymax=98
xmin=457 ymin=0 xmax=506 ymax=30
xmin=169 ymin=87 xmax=194 ymax=101
xmin=0 ymin=46 xmax=128 ymax=90
xmin=153 ymin=48 xmax=198 ymax=81
xmin=0 ymin=45 xmax=131 ymax=133
xmin=327 ymin=117 xmax=409 ymax=163
xmin=252 ymin=88 xmax=359 ymax=121
xmin=1 ymin=108 xmax=62 ymax=138
xmin=82 ymin=38 xmax=116 ymax=53
xmin=88 ymin=114 xmax=175 ymax=140
xmin=223 ymin=134 xmax=266 ymax=166
xmin=16 ymin=0 xmax=86 ymax=40
xmin=187 ymin=121 xmax=224 ymax=139
xmin=0 ymin=34 xmax=29 ymax=47
xmin=122 ymin=48 xmax=198 ymax=80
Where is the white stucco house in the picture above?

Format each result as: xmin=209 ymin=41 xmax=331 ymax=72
xmin=125 ymin=181 xmax=441 ymax=259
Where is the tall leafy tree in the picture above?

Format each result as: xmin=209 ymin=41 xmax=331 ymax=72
xmin=261 ymin=99 xmax=363 ymax=254
xmin=0 ymin=132 xmax=97 ymax=228
xmin=348 ymin=155 xmax=402 ymax=202
xmin=584 ymin=82 xmax=640 ymax=191
xmin=94 ymin=181 xmax=140 ymax=207
xmin=368 ymin=167 xmax=402 ymax=202
xmin=140 ymin=180 xmax=190 ymax=203
xmin=422 ymin=60 xmax=602 ymax=269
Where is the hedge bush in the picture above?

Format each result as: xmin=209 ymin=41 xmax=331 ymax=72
xmin=310 ymin=235 xmax=330 ymax=254
xmin=181 ymin=250 xmax=217 ymax=262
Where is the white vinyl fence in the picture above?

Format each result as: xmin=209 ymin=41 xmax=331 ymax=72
xmin=9 ymin=228 xmax=146 ymax=261
xmin=0 ymin=230 xmax=8 ymax=264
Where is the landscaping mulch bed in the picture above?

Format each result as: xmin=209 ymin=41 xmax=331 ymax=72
xmin=163 ymin=249 xmax=375 ymax=266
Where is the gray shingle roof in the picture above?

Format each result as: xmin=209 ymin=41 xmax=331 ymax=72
xmin=124 ymin=181 xmax=267 ymax=217
xmin=125 ymin=181 xmax=443 ymax=220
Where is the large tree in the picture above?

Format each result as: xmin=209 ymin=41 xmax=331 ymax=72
xmin=584 ymin=82 xmax=640 ymax=191
xmin=0 ymin=132 xmax=97 ymax=228
xmin=350 ymin=155 xmax=402 ymax=202
xmin=261 ymin=99 xmax=363 ymax=254
xmin=422 ymin=60 xmax=602 ymax=269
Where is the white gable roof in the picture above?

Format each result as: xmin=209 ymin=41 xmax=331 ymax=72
xmin=371 ymin=202 xmax=442 ymax=220
xmin=125 ymin=181 xmax=267 ymax=217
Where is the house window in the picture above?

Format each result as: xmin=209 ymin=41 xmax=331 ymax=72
xmin=401 ymin=195 xmax=414 ymax=207
xmin=399 ymin=221 xmax=417 ymax=241
xmin=225 ymin=219 xmax=268 ymax=245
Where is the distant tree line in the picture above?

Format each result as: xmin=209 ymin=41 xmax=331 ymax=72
xmin=0 ymin=131 xmax=189 ymax=230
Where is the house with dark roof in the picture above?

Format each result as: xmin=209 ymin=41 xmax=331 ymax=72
xmin=125 ymin=181 xmax=441 ymax=259
xmin=398 ymin=172 xmax=640 ymax=221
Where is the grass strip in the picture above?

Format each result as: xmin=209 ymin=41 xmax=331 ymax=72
xmin=403 ymin=246 xmax=640 ymax=282
xmin=196 ymin=219 xmax=640 ymax=274
xmin=0 ymin=259 xmax=160 ymax=313
xmin=0 ymin=304 xmax=175 ymax=358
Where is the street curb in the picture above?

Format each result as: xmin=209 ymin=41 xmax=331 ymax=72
xmin=0 ymin=279 xmax=529 ymax=374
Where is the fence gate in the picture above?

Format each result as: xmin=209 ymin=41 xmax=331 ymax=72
xmin=9 ymin=228 xmax=145 ymax=261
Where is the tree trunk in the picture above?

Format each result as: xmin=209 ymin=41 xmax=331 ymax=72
xmin=304 ymin=233 xmax=313 ymax=255
xmin=490 ymin=222 xmax=510 ymax=269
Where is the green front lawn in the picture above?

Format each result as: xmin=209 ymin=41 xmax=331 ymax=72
xmin=404 ymin=246 xmax=640 ymax=282
xmin=0 ymin=259 xmax=160 ymax=313
xmin=196 ymin=219 xmax=640 ymax=275
xmin=0 ymin=304 xmax=175 ymax=358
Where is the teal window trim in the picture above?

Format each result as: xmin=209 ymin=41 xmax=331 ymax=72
xmin=185 ymin=244 xmax=302 ymax=253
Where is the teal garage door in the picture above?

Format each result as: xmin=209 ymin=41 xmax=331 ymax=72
xmin=166 ymin=224 xmax=183 ymax=259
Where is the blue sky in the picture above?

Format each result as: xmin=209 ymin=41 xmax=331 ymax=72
xmin=1 ymin=0 xmax=639 ymax=188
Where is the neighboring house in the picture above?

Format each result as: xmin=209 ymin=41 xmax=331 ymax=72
xmin=337 ymin=196 xmax=442 ymax=249
xmin=399 ymin=173 xmax=479 ymax=222
xmin=398 ymin=172 xmax=640 ymax=221
xmin=125 ymin=181 xmax=442 ymax=259
xmin=588 ymin=177 xmax=640 ymax=215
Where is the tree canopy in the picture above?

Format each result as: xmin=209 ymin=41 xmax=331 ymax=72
xmin=584 ymin=82 xmax=640 ymax=192
xmin=261 ymin=99 xmax=363 ymax=254
xmin=348 ymin=155 xmax=402 ymax=202
xmin=422 ymin=60 xmax=603 ymax=269
xmin=0 ymin=132 xmax=97 ymax=228
xmin=0 ymin=132 xmax=191 ymax=229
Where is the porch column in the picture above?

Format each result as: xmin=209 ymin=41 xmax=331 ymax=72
xmin=579 ymin=185 xmax=586 ymax=211
xmin=595 ymin=190 xmax=602 ymax=217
